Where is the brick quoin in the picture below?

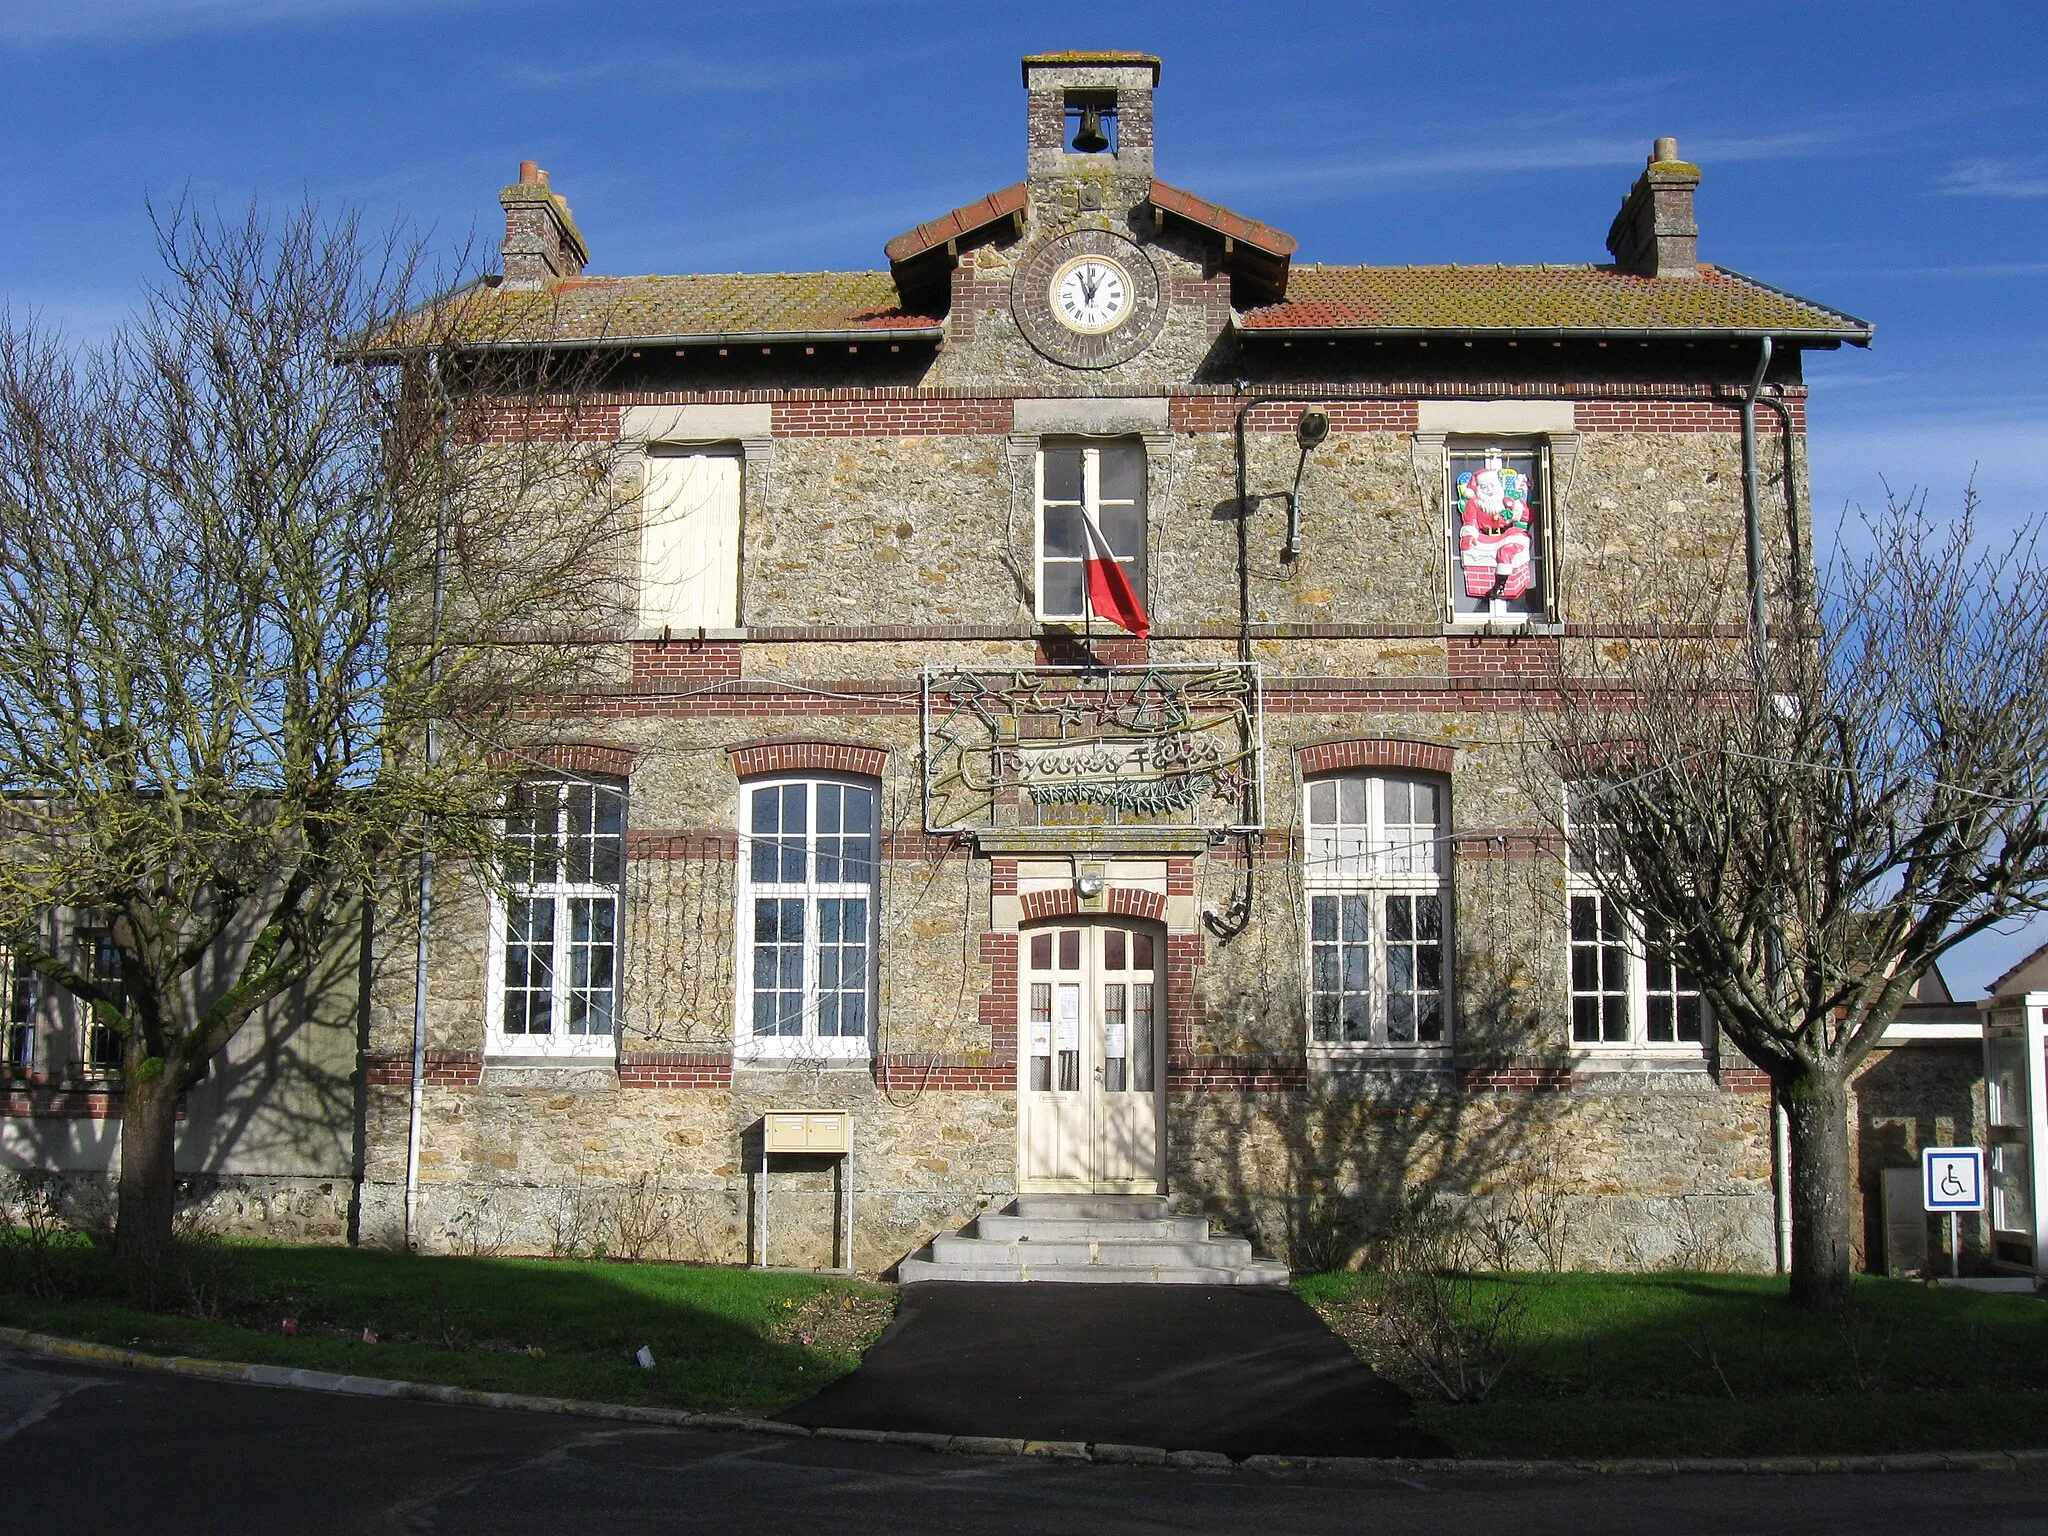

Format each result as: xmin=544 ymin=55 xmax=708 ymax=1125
xmin=976 ymin=930 xmax=1019 ymax=1072
xmin=630 ymin=640 xmax=742 ymax=683
xmin=1445 ymin=636 xmax=1563 ymax=681
xmin=1298 ymin=737 xmax=1457 ymax=778
xmin=1163 ymin=931 xmax=1205 ymax=1062
xmin=1460 ymin=1065 xmax=1573 ymax=1094
xmin=619 ymin=1053 xmax=734 ymax=1088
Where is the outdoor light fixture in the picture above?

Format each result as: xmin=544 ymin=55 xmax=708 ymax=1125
xmin=1284 ymin=408 xmax=1330 ymax=562
xmin=1076 ymin=870 xmax=1107 ymax=899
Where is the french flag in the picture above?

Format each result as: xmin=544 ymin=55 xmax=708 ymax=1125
xmin=1080 ymin=503 xmax=1151 ymax=638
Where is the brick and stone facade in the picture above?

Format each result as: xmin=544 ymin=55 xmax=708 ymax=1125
xmin=325 ymin=52 xmax=1907 ymax=1274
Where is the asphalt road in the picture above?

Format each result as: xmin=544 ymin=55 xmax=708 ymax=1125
xmin=6 ymin=1351 xmax=2048 ymax=1535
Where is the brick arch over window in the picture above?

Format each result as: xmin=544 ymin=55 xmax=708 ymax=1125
xmin=727 ymin=739 xmax=890 ymax=780
xmin=1018 ymin=887 xmax=1168 ymax=924
xmin=493 ymin=743 xmax=638 ymax=780
xmin=1297 ymin=738 xmax=1456 ymax=779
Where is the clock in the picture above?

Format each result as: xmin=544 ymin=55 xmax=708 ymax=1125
xmin=1012 ymin=229 xmax=1165 ymax=369
xmin=1050 ymin=254 xmax=1132 ymax=334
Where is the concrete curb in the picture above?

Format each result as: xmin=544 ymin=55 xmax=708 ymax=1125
xmin=5 ymin=1327 xmax=2046 ymax=1480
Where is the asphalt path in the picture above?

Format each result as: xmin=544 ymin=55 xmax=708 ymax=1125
xmin=779 ymin=1280 xmax=1448 ymax=1457
xmin=8 ymin=1351 xmax=2048 ymax=1534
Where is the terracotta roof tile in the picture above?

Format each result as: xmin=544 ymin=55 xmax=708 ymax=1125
xmin=1240 ymin=264 xmax=1871 ymax=338
xmin=435 ymin=271 xmax=940 ymax=346
xmin=1147 ymin=181 xmax=1297 ymax=258
xmin=885 ymin=183 xmax=1027 ymax=265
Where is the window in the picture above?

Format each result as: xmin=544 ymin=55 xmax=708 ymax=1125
xmin=738 ymin=777 xmax=877 ymax=1058
xmin=641 ymin=447 xmax=740 ymax=630
xmin=1036 ymin=439 xmax=1145 ymax=624
xmin=1304 ymin=775 xmax=1449 ymax=1049
xmin=1564 ymin=797 xmax=1706 ymax=1050
xmin=489 ymin=777 xmax=624 ymax=1057
xmin=1448 ymin=443 xmax=1551 ymax=621
xmin=75 ymin=922 xmax=123 ymax=1073
xmin=2 ymin=942 xmax=35 ymax=1073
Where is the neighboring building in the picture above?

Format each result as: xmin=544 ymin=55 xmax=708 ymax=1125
xmin=1978 ymin=945 xmax=2048 ymax=1280
xmin=0 ymin=910 xmax=361 ymax=1239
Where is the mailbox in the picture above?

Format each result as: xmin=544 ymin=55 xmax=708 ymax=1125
xmin=763 ymin=1111 xmax=851 ymax=1155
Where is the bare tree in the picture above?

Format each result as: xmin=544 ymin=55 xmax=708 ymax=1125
xmin=0 ymin=202 xmax=627 ymax=1276
xmin=1536 ymin=490 xmax=2048 ymax=1309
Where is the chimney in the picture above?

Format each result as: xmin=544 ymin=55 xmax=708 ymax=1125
xmin=499 ymin=161 xmax=589 ymax=291
xmin=1605 ymin=137 xmax=1700 ymax=279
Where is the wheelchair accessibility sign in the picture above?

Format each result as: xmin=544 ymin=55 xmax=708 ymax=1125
xmin=1922 ymin=1146 xmax=1985 ymax=1212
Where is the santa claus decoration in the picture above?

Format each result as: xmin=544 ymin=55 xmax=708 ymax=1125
xmin=1455 ymin=453 xmax=1536 ymax=602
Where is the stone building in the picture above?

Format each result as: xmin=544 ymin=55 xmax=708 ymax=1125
xmin=98 ymin=52 xmax=1904 ymax=1273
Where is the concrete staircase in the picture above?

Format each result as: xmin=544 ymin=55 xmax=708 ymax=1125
xmin=898 ymin=1194 xmax=1289 ymax=1286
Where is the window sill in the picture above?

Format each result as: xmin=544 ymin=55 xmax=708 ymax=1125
xmin=1309 ymin=1046 xmax=1454 ymax=1071
xmin=482 ymin=1060 xmax=620 ymax=1089
xmin=1441 ymin=617 xmax=1563 ymax=636
xmin=482 ymin=1038 xmax=619 ymax=1063
xmin=733 ymin=1041 xmax=872 ymax=1068
xmin=1569 ymin=1048 xmax=1709 ymax=1071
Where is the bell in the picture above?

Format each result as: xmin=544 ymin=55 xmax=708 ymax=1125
xmin=1073 ymin=105 xmax=1110 ymax=154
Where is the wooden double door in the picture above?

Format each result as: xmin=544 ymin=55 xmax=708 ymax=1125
xmin=1018 ymin=922 xmax=1164 ymax=1192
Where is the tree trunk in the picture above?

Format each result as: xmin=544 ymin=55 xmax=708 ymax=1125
xmin=114 ymin=1074 xmax=180 ymax=1280
xmin=1783 ymin=1069 xmax=1855 ymax=1310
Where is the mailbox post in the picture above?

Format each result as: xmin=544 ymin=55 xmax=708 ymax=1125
xmin=755 ymin=1111 xmax=853 ymax=1272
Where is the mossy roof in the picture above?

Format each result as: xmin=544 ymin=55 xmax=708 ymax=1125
xmin=1240 ymin=264 xmax=1871 ymax=339
xmin=437 ymin=271 xmax=942 ymax=347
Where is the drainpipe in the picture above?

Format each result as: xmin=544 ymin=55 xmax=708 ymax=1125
xmin=404 ymin=358 xmax=452 ymax=1251
xmin=1741 ymin=336 xmax=1794 ymax=1275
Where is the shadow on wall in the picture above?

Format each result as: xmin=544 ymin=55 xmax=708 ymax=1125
xmin=1851 ymin=1043 xmax=1990 ymax=1274
xmin=1174 ymin=971 xmax=1568 ymax=1274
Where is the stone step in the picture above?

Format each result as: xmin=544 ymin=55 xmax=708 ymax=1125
xmin=899 ymin=1258 xmax=1291 ymax=1286
xmin=930 ymin=1234 xmax=1255 ymax=1268
xmin=1009 ymin=1194 xmax=1173 ymax=1222
xmin=973 ymin=1213 xmax=1212 ymax=1242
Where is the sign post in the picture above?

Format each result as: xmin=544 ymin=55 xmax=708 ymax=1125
xmin=1921 ymin=1145 xmax=1986 ymax=1278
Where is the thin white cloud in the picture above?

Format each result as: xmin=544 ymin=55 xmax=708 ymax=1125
xmin=1936 ymin=157 xmax=2048 ymax=199
xmin=501 ymin=50 xmax=850 ymax=95
xmin=0 ymin=0 xmax=470 ymax=46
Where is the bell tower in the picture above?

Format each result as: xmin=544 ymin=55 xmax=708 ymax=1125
xmin=1021 ymin=51 xmax=1160 ymax=235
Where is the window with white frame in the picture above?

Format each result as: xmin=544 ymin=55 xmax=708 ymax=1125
xmin=1036 ymin=438 xmax=1146 ymax=623
xmin=489 ymin=777 xmax=624 ymax=1056
xmin=1304 ymin=774 xmax=1449 ymax=1049
xmin=1448 ymin=442 xmax=1551 ymax=621
xmin=738 ymin=776 xmax=877 ymax=1058
xmin=1564 ymin=795 xmax=1706 ymax=1049
xmin=640 ymin=447 xmax=741 ymax=630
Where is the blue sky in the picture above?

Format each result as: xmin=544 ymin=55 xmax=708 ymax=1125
xmin=4 ymin=0 xmax=2044 ymax=992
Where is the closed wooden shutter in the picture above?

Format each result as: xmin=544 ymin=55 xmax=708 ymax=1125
xmin=640 ymin=450 xmax=741 ymax=629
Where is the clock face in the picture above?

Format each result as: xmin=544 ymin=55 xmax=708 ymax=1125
xmin=1050 ymin=256 xmax=1133 ymax=335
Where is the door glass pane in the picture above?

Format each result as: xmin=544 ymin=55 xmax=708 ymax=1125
xmin=1104 ymin=929 xmax=1126 ymax=971
xmin=1132 ymin=982 xmax=1155 ymax=1093
xmin=1057 ymin=982 xmax=1081 ymax=1091
xmin=1029 ymin=982 xmax=1052 ymax=1092
xmin=1133 ymin=932 xmax=1154 ymax=970
xmin=1058 ymin=929 xmax=1081 ymax=970
xmin=1103 ymin=983 xmax=1127 ymax=1092
xmin=1030 ymin=932 xmax=1053 ymax=970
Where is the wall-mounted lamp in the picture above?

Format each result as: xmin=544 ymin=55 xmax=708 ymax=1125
xmin=1076 ymin=870 xmax=1106 ymax=900
xmin=1285 ymin=408 xmax=1330 ymax=563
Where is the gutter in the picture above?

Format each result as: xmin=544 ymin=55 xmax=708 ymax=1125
xmin=1235 ymin=323 xmax=1872 ymax=346
xmin=351 ymin=327 xmax=945 ymax=363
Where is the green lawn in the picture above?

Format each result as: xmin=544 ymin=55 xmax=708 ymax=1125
xmin=1299 ymin=1270 xmax=2048 ymax=1458
xmin=0 ymin=1240 xmax=893 ymax=1415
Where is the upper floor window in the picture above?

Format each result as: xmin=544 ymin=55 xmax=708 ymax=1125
xmin=738 ymin=776 xmax=878 ymax=1059
xmin=489 ymin=777 xmax=624 ymax=1057
xmin=1304 ymin=774 xmax=1448 ymax=1051
xmin=1448 ymin=444 xmax=1550 ymax=622
xmin=1037 ymin=439 xmax=1146 ymax=625
xmin=1564 ymin=795 xmax=1706 ymax=1051
xmin=641 ymin=447 xmax=740 ymax=630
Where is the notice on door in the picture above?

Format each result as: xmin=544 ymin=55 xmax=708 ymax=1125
xmin=1057 ymin=985 xmax=1080 ymax=1051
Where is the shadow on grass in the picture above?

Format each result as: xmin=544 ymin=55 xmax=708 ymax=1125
xmin=0 ymin=1239 xmax=891 ymax=1416
xmin=1301 ymin=1269 xmax=2048 ymax=1457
